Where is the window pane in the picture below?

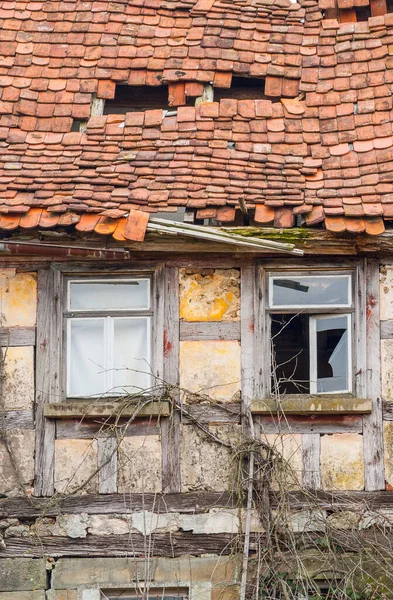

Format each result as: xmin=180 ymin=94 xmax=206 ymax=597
xmin=270 ymin=275 xmax=350 ymax=307
xmin=316 ymin=316 xmax=349 ymax=393
xmin=112 ymin=318 xmax=150 ymax=394
xmin=68 ymin=319 xmax=106 ymax=396
xmin=69 ymin=279 xmax=150 ymax=311
xmin=271 ymin=314 xmax=310 ymax=395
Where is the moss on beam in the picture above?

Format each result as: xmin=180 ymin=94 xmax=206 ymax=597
xmin=44 ymin=400 xmax=170 ymax=419
xmin=251 ymin=395 xmax=372 ymax=415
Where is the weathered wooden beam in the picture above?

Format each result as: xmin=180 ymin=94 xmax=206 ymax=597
xmin=302 ymin=434 xmax=321 ymax=489
xmin=97 ymin=437 xmax=117 ymax=495
xmin=251 ymin=396 xmax=372 ymax=415
xmin=383 ymin=401 xmax=393 ymax=420
xmin=363 ymin=259 xmax=385 ymax=490
xmin=34 ymin=267 xmax=62 ymax=497
xmin=180 ymin=321 xmax=240 ymax=341
xmin=273 ymin=490 xmax=393 ymax=510
xmin=3 ymin=410 xmax=34 ymax=430
xmin=0 ymin=492 xmax=236 ymax=518
xmin=260 ymin=414 xmax=363 ymax=434
xmin=161 ymin=266 xmax=181 ymax=493
xmin=0 ymin=532 xmax=238 ymax=558
xmin=183 ymin=403 xmax=241 ymax=424
xmin=56 ymin=418 xmax=160 ymax=439
xmin=0 ymin=327 xmax=36 ymax=347
xmin=44 ymin=400 xmax=170 ymax=419
xmin=381 ymin=320 xmax=393 ymax=339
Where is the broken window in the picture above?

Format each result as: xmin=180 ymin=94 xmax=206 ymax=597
xmin=65 ymin=277 xmax=152 ymax=397
xmin=269 ymin=274 xmax=353 ymax=396
xmin=214 ymin=77 xmax=266 ymax=101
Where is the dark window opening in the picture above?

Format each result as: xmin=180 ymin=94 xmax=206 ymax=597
xmin=272 ymin=314 xmax=310 ymax=395
xmin=214 ymin=77 xmax=266 ymax=101
xmin=387 ymin=0 xmax=393 ymax=11
xmin=103 ymin=85 xmax=194 ymax=114
xmin=354 ymin=4 xmax=371 ymax=20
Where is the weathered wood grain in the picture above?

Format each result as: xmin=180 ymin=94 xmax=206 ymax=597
xmin=0 ymin=327 xmax=36 ymax=347
xmin=363 ymin=259 xmax=385 ymax=490
xmin=260 ymin=414 xmax=363 ymax=434
xmin=241 ymin=265 xmax=256 ymax=408
xmin=162 ymin=266 xmax=181 ymax=493
xmin=180 ymin=321 xmax=241 ymax=341
xmin=274 ymin=490 xmax=393 ymax=510
xmin=56 ymin=418 xmax=160 ymax=439
xmin=0 ymin=532 xmax=238 ymax=558
xmin=182 ymin=403 xmax=241 ymax=424
xmin=302 ymin=434 xmax=321 ymax=489
xmin=380 ymin=320 xmax=393 ymax=339
xmin=3 ymin=410 xmax=34 ymax=430
xmin=0 ymin=492 xmax=235 ymax=518
xmin=34 ymin=267 xmax=62 ymax=497
xmin=98 ymin=437 xmax=118 ymax=494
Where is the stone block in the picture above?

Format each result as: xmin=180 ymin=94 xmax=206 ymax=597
xmin=3 ymin=346 xmax=34 ymax=410
xmin=180 ymin=424 xmax=241 ymax=492
xmin=0 ymin=270 xmax=37 ymax=327
xmin=52 ymin=558 xmax=155 ymax=588
xmin=180 ymin=340 xmax=241 ymax=402
xmin=381 ymin=340 xmax=393 ymax=400
xmin=0 ymin=429 xmax=34 ymax=496
xmin=380 ymin=265 xmax=393 ymax=320
xmin=320 ymin=433 xmax=364 ymax=490
xmin=264 ymin=434 xmax=303 ymax=489
xmin=179 ymin=268 xmax=240 ymax=322
xmin=0 ymin=558 xmax=47 ymax=592
xmin=54 ymin=439 xmax=98 ymax=494
xmin=117 ymin=435 xmax=161 ymax=493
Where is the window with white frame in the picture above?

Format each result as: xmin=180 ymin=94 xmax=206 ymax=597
xmin=65 ymin=277 xmax=152 ymax=398
xmin=267 ymin=273 xmax=353 ymax=395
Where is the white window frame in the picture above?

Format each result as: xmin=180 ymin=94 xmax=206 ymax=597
xmin=264 ymin=268 xmax=357 ymax=397
xmin=64 ymin=275 xmax=154 ymax=400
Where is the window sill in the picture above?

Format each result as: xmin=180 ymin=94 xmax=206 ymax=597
xmin=251 ymin=395 xmax=372 ymax=415
xmin=44 ymin=399 xmax=170 ymax=419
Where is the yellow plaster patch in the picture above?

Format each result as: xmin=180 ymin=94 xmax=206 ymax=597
xmin=3 ymin=346 xmax=34 ymax=410
xmin=54 ymin=439 xmax=98 ymax=494
xmin=320 ymin=433 xmax=364 ymax=490
xmin=381 ymin=340 xmax=393 ymax=401
xmin=384 ymin=422 xmax=393 ymax=487
xmin=179 ymin=269 xmax=240 ymax=322
xmin=180 ymin=340 xmax=241 ymax=402
xmin=0 ymin=270 xmax=37 ymax=327
xmin=118 ymin=435 xmax=162 ymax=493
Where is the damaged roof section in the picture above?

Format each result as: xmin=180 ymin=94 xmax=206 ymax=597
xmin=0 ymin=0 xmax=393 ymax=235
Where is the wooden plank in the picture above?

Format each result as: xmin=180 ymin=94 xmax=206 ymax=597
xmin=274 ymin=490 xmax=393 ymax=510
xmin=302 ymin=434 xmax=321 ymax=489
xmin=241 ymin=265 xmax=256 ymax=408
xmin=251 ymin=397 xmax=372 ymax=414
xmin=161 ymin=266 xmax=181 ymax=493
xmin=98 ymin=437 xmax=117 ymax=494
xmin=383 ymin=401 xmax=393 ymax=420
xmin=56 ymin=418 xmax=159 ymax=439
xmin=183 ymin=403 xmax=241 ymax=424
xmin=44 ymin=400 xmax=170 ymax=419
xmin=381 ymin=320 xmax=393 ymax=339
xmin=0 ymin=327 xmax=36 ymax=347
xmin=180 ymin=321 xmax=240 ymax=341
xmin=0 ymin=532 xmax=238 ymax=558
xmin=0 ymin=492 xmax=236 ymax=518
xmin=34 ymin=267 xmax=62 ymax=497
xmin=4 ymin=410 xmax=34 ymax=430
xmin=260 ymin=414 xmax=363 ymax=434
xmin=363 ymin=259 xmax=385 ymax=490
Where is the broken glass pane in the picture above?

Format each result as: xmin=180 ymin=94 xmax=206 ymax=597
xmin=270 ymin=275 xmax=351 ymax=308
xmin=315 ymin=315 xmax=349 ymax=393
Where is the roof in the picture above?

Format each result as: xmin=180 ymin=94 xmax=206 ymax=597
xmin=0 ymin=0 xmax=393 ymax=239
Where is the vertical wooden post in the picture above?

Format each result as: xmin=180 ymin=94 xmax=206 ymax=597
xmin=241 ymin=265 xmax=256 ymax=409
xmin=34 ymin=267 xmax=62 ymax=496
xmin=161 ymin=266 xmax=181 ymax=493
xmin=363 ymin=259 xmax=385 ymax=490
xmin=302 ymin=434 xmax=321 ymax=489
xmin=98 ymin=436 xmax=118 ymax=494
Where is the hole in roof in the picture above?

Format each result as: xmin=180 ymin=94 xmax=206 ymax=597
xmin=103 ymin=85 xmax=194 ymax=114
xmin=214 ymin=77 xmax=268 ymax=101
xmin=354 ymin=4 xmax=371 ymax=20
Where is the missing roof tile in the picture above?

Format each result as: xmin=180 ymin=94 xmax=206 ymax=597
xmin=214 ymin=77 xmax=267 ymax=101
xmin=103 ymin=85 xmax=195 ymax=114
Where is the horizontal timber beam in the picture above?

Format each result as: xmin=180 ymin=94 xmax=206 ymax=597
xmin=44 ymin=400 xmax=170 ymax=419
xmin=3 ymin=410 xmax=34 ymax=429
xmin=180 ymin=321 xmax=240 ymax=341
xmin=0 ymin=327 xmax=35 ymax=347
xmin=0 ymin=492 xmax=235 ymax=518
xmin=381 ymin=320 xmax=393 ymax=339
